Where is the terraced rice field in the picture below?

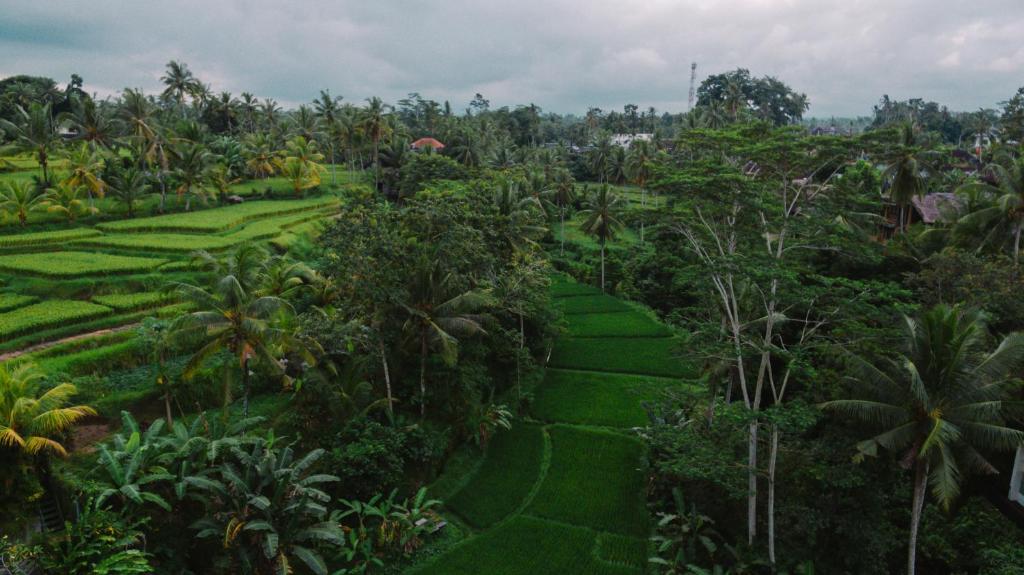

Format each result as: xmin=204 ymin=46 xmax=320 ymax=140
xmin=95 ymin=197 xmax=338 ymax=233
xmin=412 ymin=276 xmax=692 ymax=575
xmin=0 ymin=251 xmax=167 ymax=278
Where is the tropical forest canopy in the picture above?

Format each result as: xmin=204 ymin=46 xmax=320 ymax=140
xmin=0 ymin=61 xmax=1023 ymax=575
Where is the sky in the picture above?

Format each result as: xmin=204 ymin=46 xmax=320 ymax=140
xmin=1 ymin=0 xmax=1022 ymax=118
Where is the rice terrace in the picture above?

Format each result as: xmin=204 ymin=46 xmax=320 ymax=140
xmin=2 ymin=1 xmax=1024 ymax=574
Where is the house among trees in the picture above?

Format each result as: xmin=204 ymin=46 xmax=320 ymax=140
xmin=410 ymin=137 xmax=445 ymax=152
xmin=610 ymin=133 xmax=652 ymax=147
xmin=879 ymin=192 xmax=961 ymax=239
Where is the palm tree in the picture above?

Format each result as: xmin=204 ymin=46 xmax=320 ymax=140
xmin=107 ymin=166 xmax=150 ymax=218
xmin=700 ymin=102 xmax=728 ymax=130
xmin=244 ymin=133 xmax=279 ymax=180
xmin=401 ymin=259 xmax=492 ymax=417
xmin=952 ymin=155 xmax=1024 ymax=264
xmin=173 ymin=143 xmax=212 ymax=210
xmin=822 ymin=305 xmax=1024 ymax=575
xmin=884 ymin=124 xmax=928 ymax=233
xmin=0 ymin=102 xmax=59 ymax=184
xmin=44 ymin=181 xmax=97 ymax=223
xmin=205 ymin=163 xmax=240 ymax=205
xmin=589 ymin=136 xmax=614 ymax=183
xmin=492 ymin=178 xmax=547 ymax=255
xmin=579 ymin=184 xmax=624 ymax=291
xmin=239 ymin=92 xmax=259 ymax=134
xmin=542 ymin=170 xmax=577 ymax=255
xmin=0 ymin=362 xmax=96 ymax=459
xmin=160 ymin=60 xmax=201 ymax=115
xmin=65 ymin=96 xmax=121 ymax=149
xmin=62 ymin=142 xmax=107 ymax=207
xmin=138 ymin=318 xmax=177 ymax=424
xmin=0 ymin=180 xmax=48 ymax=226
xmin=361 ymin=97 xmax=391 ymax=190
xmin=626 ymin=139 xmax=655 ymax=242
xmin=171 ymin=243 xmax=303 ymax=417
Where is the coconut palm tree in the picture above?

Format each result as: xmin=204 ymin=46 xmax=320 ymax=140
xmin=952 ymin=155 xmax=1024 ymax=264
xmin=0 ymin=180 xmax=48 ymax=226
xmin=589 ymin=136 xmax=614 ymax=183
xmin=173 ymin=142 xmax=212 ymax=210
xmin=171 ymin=243 xmax=305 ymax=417
xmin=492 ymin=178 xmax=547 ymax=256
xmin=0 ymin=362 xmax=96 ymax=459
xmin=0 ymin=102 xmax=59 ymax=184
xmin=401 ymin=258 xmax=492 ymax=417
xmin=44 ymin=181 xmax=97 ymax=223
xmin=822 ymin=305 xmax=1024 ymax=575
xmin=107 ymin=166 xmax=150 ymax=218
xmin=361 ymin=97 xmax=391 ymax=190
xmin=244 ymin=133 xmax=279 ymax=180
xmin=62 ymin=142 xmax=107 ymax=207
xmin=239 ymin=92 xmax=259 ymax=134
xmin=579 ymin=184 xmax=624 ymax=291
xmin=884 ymin=124 xmax=928 ymax=233
xmin=542 ymin=169 xmax=577 ymax=255
xmin=626 ymin=139 xmax=655 ymax=242
xmin=65 ymin=96 xmax=121 ymax=149
xmin=160 ymin=60 xmax=201 ymax=115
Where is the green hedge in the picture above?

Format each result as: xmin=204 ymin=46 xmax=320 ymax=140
xmin=0 ymin=251 xmax=167 ymax=278
xmin=445 ymin=423 xmax=544 ymax=528
xmin=526 ymin=425 xmax=647 ymax=537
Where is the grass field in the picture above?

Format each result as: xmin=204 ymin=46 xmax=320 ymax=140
xmin=0 ymin=300 xmax=112 ymax=340
xmin=549 ymin=278 xmax=603 ymax=298
xmin=532 ymin=369 xmax=689 ymax=428
xmin=564 ymin=310 xmax=672 ymax=338
xmin=526 ymin=425 xmax=647 ymax=537
xmin=411 ymin=515 xmax=642 ymax=575
xmin=554 ymin=294 xmax=632 ymax=315
xmin=444 ymin=423 xmax=545 ymax=528
xmin=0 ymin=251 xmax=167 ymax=278
xmin=95 ymin=197 xmax=338 ymax=233
xmin=0 ymin=228 xmax=102 ymax=249
xmin=549 ymin=336 xmax=689 ymax=377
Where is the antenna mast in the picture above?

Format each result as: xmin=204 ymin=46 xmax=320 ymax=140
xmin=687 ymin=62 xmax=697 ymax=112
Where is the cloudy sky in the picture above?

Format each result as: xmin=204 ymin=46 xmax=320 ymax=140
xmin=1 ymin=0 xmax=1022 ymax=117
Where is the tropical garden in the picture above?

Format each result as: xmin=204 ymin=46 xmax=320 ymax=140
xmin=0 ymin=62 xmax=1022 ymax=574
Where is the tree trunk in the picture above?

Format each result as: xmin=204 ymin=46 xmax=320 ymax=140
xmin=768 ymin=423 xmax=779 ymax=568
xmin=1014 ymin=223 xmax=1022 ymax=266
xmin=241 ymin=355 xmax=250 ymax=419
xmin=908 ymin=459 xmax=929 ymax=575
xmin=748 ymin=420 xmax=758 ymax=546
xmin=419 ymin=330 xmax=428 ymax=418
xmin=331 ymin=147 xmax=337 ymax=186
xmin=379 ymin=339 xmax=394 ymax=419
xmin=600 ymin=243 xmax=606 ymax=292
xmin=560 ymin=206 xmax=565 ymax=256
xmin=517 ymin=312 xmax=525 ymax=406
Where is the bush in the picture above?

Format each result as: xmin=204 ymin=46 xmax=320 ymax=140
xmin=399 ymin=154 xmax=467 ymax=197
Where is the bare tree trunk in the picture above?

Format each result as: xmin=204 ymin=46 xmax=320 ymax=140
xmin=748 ymin=420 xmax=758 ymax=545
xmin=600 ymin=243 xmax=606 ymax=292
xmin=379 ymin=340 xmax=394 ymax=419
xmin=241 ymin=356 xmax=250 ymax=419
xmin=768 ymin=423 xmax=779 ymax=568
xmin=164 ymin=391 xmax=174 ymax=426
xmin=419 ymin=331 xmax=428 ymax=418
xmin=560 ymin=206 xmax=565 ymax=256
xmin=908 ymin=460 xmax=929 ymax=575
xmin=1014 ymin=223 xmax=1022 ymax=266
xmin=517 ymin=312 xmax=525 ymax=406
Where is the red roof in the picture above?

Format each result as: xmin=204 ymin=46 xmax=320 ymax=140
xmin=411 ymin=137 xmax=445 ymax=150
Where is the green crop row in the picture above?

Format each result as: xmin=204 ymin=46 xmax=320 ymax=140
xmin=0 ymin=251 xmax=167 ymax=278
xmin=0 ymin=300 xmax=112 ymax=341
xmin=95 ymin=197 xmax=339 ymax=233
xmin=555 ymin=294 xmax=632 ymax=315
xmin=36 ymin=338 xmax=145 ymax=377
xmin=549 ymin=277 xmax=602 ymax=298
xmin=0 ymin=228 xmax=102 ymax=249
xmin=526 ymin=425 xmax=648 ymax=537
xmin=548 ymin=337 xmax=690 ymax=378
xmin=564 ymin=310 xmax=672 ymax=338
xmin=533 ymin=369 xmax=691 ymax=428
xmin=0 ymin=292 xmax=38 ymax=312
xmin=445 ymin=423 xmax=545 ymax=528
xmin=92 ymin=292 xmax=172 ymax=311
xmin=412 ymin=515 xmax=641 ymax=575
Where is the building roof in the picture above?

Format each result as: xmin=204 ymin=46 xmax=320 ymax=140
xmin=411 ymin=137 xmax=445 ymax=150
xmin=911 ymin=192 xmax=961 ymax=224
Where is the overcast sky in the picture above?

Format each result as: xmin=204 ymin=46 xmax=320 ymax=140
xmin=1 ymin=0 xmax=1022 ymax=117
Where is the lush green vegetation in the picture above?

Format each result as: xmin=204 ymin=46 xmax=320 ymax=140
xmin=0 ymin=299 xmax=111 ymax=339
xmin=91 ymin=291 xmax=171 ymax=311
xmin=0 ymin=227 xmax=100 ymax=248
xmin=549 ymin=337 xmax=689 ymax=377
xmin=533 ymin=369 xmax=689 ymax=427
xmin=0 ymin=250 xmax=166 ymax=277
xmin=94 ymin=196 xmax=337 ymax=233
xmin=564 ymin=310 xmax=671 ymax=337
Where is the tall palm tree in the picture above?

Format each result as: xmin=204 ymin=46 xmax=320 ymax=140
xmin=492 ymin=178 xmax=547 ymax=255
xmin=160 ymin=60 xmax=201 ymax=115
xmin=700 ymin=102 xmax=728 ymax=130
xmin=579 ymin=184 xmax=624 ymax=292
xmin=884 ymin=124 xmax=928 ymax=233
xmin=243 ymin=133 xmax=279 ymax=180
xmin=822 ymin=305 xmax=1024 ymax=575
xmin=589 ymin=136 xmax=614 ymax=183
xmin=607 ymin=146 xmax=628 ymax=184
xmin=361 ymin=97 xmax=391 ymax=190
xmin=952 ymin=155 xmax=1024 ymax=264
xmin=65 ymin=96 xmax=121 ymax=149
xmin=173 ymin=142 xmax=212 ymax=210
xmin=626 ymin=139 xmax=655 ymax=242
xmin=171 ymin=244 xmax=303 ymax=417
xmin=44 ymin=181 xmax=97 ymax=223
xmin=0 ymin=103 xmax=59 ymax=184
xmin=542 ymin=170 xmax=577 ymax=255
xmin=0 ymin=180 xmax=48 ymax=226
xmin=107 ymin=166 xmax=150 ymax=218
xmin=0 ymin=362 xmax=96 ymax=459
xmin=239 ymin=92 xmax=259 ymax=134
xmin=62 ymin=142 xmax=107 ymax=207
xmin=401 ymin=259 xmax=491 ymax=417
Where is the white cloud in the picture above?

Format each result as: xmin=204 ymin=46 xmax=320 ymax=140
xmin=0 ymin=0 xmax=1022 ymax=116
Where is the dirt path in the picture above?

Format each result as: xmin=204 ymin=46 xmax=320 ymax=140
xmin=0 ymin=322 xmax=140 ymax=362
